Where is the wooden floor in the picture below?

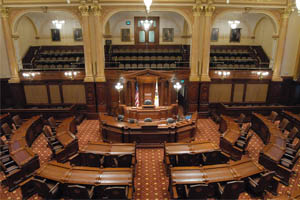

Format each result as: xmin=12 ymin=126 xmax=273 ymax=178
xmin=0 ymin=119 xmax=299 ymax=200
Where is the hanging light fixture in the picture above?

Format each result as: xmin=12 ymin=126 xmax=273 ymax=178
xmin=144 ymin=0 xmax=152 ymax=13
xmin=228 ymin=20 xmax=240 ymax=29
xmin=141 ymin=19 xmax=153 ymax=31
xmin=52 ymin=20 xmax=65 ymax=29
xmin=226 ymin=0 xmax=230 ymax=4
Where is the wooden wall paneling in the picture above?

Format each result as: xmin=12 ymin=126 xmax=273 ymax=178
xmin=159 ymin=81 xmax=163 ymax=106
xmin=131 ymin=81 xmax=135 ymax=106
xmin=164 ymin=81 xmax=169 ymax=106
xmin=199 ymin=82 xmax=210 ymax=116
xmin=280 ymin=77 xmax=294 ymax=105
xmin=46 ymin=84 xmax=51 ymax=104
xmin=187 ymin=82 xmax=199 ymax=113
xmin=245 ymin=83 xmax=268 ymax=103
xmin=233 ymin=84 xmax=244 ymax=103
xmin=243 ymin=83 xmax=247 ymax=102
xmin=84 ymin=82 xmax=97 ymax=113
xmin=209 ymin=83 xmax=232 ymax=103
xmin=62 ymin=84 xmax=86 ymax=104
xmin=267 ymin=81 xmax=282 ymax=104
xmin=49 ymin=84 xmax=61 ymax=104
xmin=8 ymin=83 xmax=26 ymax=107
xmin=59 ymin=83 xmax=64 ymax=104
xmin=24 ymin=85 xmax=48 ymax=104
xmin=96 ymin=82 xmax=108 ymax=112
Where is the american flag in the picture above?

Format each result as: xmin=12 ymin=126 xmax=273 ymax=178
xmin=135 ymin=83 xmax=139 ymax=107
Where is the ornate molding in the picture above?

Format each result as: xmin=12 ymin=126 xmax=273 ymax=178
xmin=205 ymin=1 xmax=215 ymax=17
xmin=78 ymin=3 xmax=89 ymax=17
xmin=192 ymin=0 xmax=204 ymax=17
xmin=0 ymin=6 xmax=9 ymax=18
xmin=280 ymin=6 xmax=292 ymax=19
xmin=91 ymin=3 xmax=102 ymax=16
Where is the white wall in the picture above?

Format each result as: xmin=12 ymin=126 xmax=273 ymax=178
xmin=0 ymin=19 xmax=11 ymax=78
xmin=107 ymin=11 xmax=190 ymax=45
xmin=254 ymin=17 xmax=275 ymax=58
xmin=281 ymin=11 xmax=300 ymax=77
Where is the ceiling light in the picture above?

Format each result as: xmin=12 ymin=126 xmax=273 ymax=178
xmin=141 ymin=19 xmax=153 ymax=31
xmin=226 ymin=0 xmax=229 ymax=4
xmin=228 ymin=20 xmax=240 ymax=29
xmin=52 ymin=20 xmax=65 ymax=29
xmin=297 ymin=0 xmax=300 ymax=14
xmin=144 ymin=0 xmax=152 ymax=13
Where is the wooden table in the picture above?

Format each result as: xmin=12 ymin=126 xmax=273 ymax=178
xmin=219 ymin=115 xmax=243 ymax=160
xmin=170 ymin=158 xmax=264 ymax=199
xmin=99 ymin=112 xmax=197 ymax=147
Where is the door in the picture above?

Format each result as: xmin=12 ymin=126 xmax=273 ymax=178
xmin=134 ymin=17 xmax=159 ymax=45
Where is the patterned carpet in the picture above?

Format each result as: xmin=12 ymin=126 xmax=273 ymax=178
xmin=0 ymin=118 xmax=299 ymax=200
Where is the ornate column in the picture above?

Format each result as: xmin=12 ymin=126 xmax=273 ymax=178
xmin=200 ymin=2 xmax=215 ymax=82
xmin=1 ymin=7 xmax=20 ymax=83
xmin=79 ymin=3 xmax=94 ymax=82
xmin=91 ymin=1 xmax=106 ymax=82
xmin=272 ymin=8 xmax=291 ymax=81
xmin=269 ymin=35 xmax=279 ymax=69
xmin=189 ymin=2 xmax=203 ymax=81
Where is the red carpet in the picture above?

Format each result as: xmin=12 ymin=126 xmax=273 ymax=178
xmin=0 ymin=119 xmax=299 ymax=199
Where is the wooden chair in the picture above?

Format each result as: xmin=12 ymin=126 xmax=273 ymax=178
xmin=235 ymin=133 xmax=254 ymax=154
xmin=102 ymin=156 xmax=118 ymax=168
xmin=185 ymin=184 xmax=209 ymax=199
xmin=43 ymin=126 xmax=63 ymax=157
xmin=202 ymin=151 xmax=229 ymax=165
xmin=268 ymin=111 xmax=278 ymax=123
xmin=1 ymin=123 xmax=13 ymax=139
xmin=177 ymin=154 xmax=193 ymax=166
xmin=285 ymin=138 xmax=300 ymax=156
xmin=103 ymin=186 xmax=127 ymax=199
xmin=217 ymin=180 xmax=244 ymax=199
xmin=85 ymin=153 xmax=101 ymax=167
xmin=246 ymin=171 xmax=275 ymax=196
xmin=280 ymin=150 xmax=300 ymax=169
xmin=0 ymin=160 xmax=19 ymax=175
xmin=286 ymin=127 xmax=299 ymax=143
xmin=48 ymin=117 xmax=59 ymax=134
xmin=12 ymin=115 xmax=23 ymax=129
xmin=65 ymin=184 xmax=94 ymax=199
xmin=32 ymin=177 xmax=60 ymax=199
xmin=279 ymin=118 xmax=290 ymax=132
xmin=234 ymin=113 xmax=246 ymax=127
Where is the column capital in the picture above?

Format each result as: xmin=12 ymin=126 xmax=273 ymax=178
xmin=192 ymin=3 xmax=204 ymax=17
xmin=280 ymin=7 xmax=292 ymax=19
xmin=91 ymin=3 xmax=102 ymax=16
xmin=205 ymin=4 xmax=215 ymax=17
xmin=78 ymin=3 xmax=90 ymax=17
xmin=0 ymin=6 xmax=9 ymax=18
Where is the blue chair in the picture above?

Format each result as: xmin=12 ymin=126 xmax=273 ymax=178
xmin=144 ymin=118 xmax=152 ymax=122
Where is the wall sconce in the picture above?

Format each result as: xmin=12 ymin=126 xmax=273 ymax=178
xmin=52 ymin=20 xmax=65 ymax=29
xmin=215 ymin=71 xmax=231 ymax=79
xmin=252 ymin=71 xmax=269 ymax=80
xmin=115 ymin=82 xmax=124 ymax=103
xmin=228 ymin=20 xmax=240 ymax=29
xmin=22 ymin=72 xmax=40 ymax=79
xmin=64 ymin=71 xmax=79 ymax=80
xmin=173 ymin=82 xmax=182 ymax=103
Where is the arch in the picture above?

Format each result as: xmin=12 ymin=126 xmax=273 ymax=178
xmin=14 ymin=16 xmax=39 ymax=38
xmin=252 ymin=16 xmax=276 ymax=37
xmin=103 ymin=7 xmax=192 ymax=35
xmin=212 ymin=9 xmax=279 ymax=35
xmin=11 ymin=8 xmax=81 ymax=35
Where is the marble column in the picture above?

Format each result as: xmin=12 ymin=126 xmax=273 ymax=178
xmin=1 ymin=7 xmax=20 ymax=83
xmin=200 ymin=3 xmax=215 ymax=82
xmin=189 ymin=3 xmax=203 ymax=82
xmin=79 ymin=3 xmax=94 ymax=82
xmin=91 ymin=2 xmax=106 ymax=82
xmin=272 ymin=8 xmax=291 ymax=81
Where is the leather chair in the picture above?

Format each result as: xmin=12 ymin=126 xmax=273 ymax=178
xmin=12 ymin=115 xmax=23 ymax=129
xmin=0 ymin=138 xmax=9 ymax=155
xmin=103 ymin=186 xmax=127 ymax=199
xmin=117 ymin=115 xmax=124 ymax=122
xmin=144 ymin=118 xmax=152 ymax=122
xmin=32 ymin=177 xmax=60 ymax=199
xmin=176 ymin=154 xmax=193 ymax=166
xmin=43 ymin=126 xmax=63 ymax=157
xmin=0 ymin=159 xmax=19 ymax=175
xmin=285 ymin=138 xmax=300 ymax=156
xmin=286 ymin=127 xmax=299 ymax=143
xmin=217 ymin=180 xmax=245 ymax=199
xmin=210 ymin=110 xmax=221 ymax=124
xmin=280 ymin=150 xmax=300 ymax=169
xmin=85 ymin=153 xmax=101 ymax=167
xmin=102 ymin=156 xmax=118 ymax=168
xmin=240 ymin=123 xmax=251 ymax=138
xmin=185 ymin=184 xmax=209 ymax=199
xmin=202 ymin=151 xmax=229 ymax=165
xmin=144 ymin=100 xmax=152 ymax=105
xmin=167 ymin=118 xmax=175 ymax=124
xmin=246 ymin=171 xmax=275 ymax=196
xmin=117 ymin=154 xmax=133 ymax=167
xmin=279 ymin=118 xmax=290 ymax=132
xmin=268 ymin=111 xmax=278 ymax=123
xmin=65 ymin=184 xmax=94 ymax=199
xmin=234 ymin=113 xmax=246 ymax=127
xmin=48 ymin=117 xmax=59 ymax=134
xmin=236 ymin=133 xmax=253 ymax=153
xmin=1 ymin=123 xmax=13 ymax=139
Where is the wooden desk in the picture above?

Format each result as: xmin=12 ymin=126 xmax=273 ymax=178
xmin=251 ymin=113 xmax=291 ymax=185
xmin=120 ymin=104 xmax=178 ymax=121
xmin=55 ymin=130 xmax=79 ymax=163
xmin=56 ymin=116 xmax=77 ymax=135
xmin=70 ymin=142 xmax=136 ymax=168
xmin=219 ymin=115 xmax=243 ymax=160
xmin=99 ymin=112 xmax=197 ymax=147
xmin=36 ymin=161 xmax=134 ymax=199
xmin=170 ymin=158 xmax=264 ymax=199
xmin=3 ymin=116 xmax=43 ymax=191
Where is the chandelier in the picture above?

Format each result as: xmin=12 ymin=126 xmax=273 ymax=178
xmin=297 ymin=0 xmax=300 ymax=14
xmin=226 ymin=0 xmax=229 ymax=4
xmin=141 ymin=19 xmax=153 ymax=31
xmin=251 ymin=71 xmax=269 ymax=80
xmin=144 ymin=0 xmax=152 ymax=13
xmin=228 ymin=20 xmax=240 ymax=29
xmin=215 ymin=71 xmax=231 ymax=79
xmin=22 ymin=72 xmax=40 ymax=79
xmin=52 ymin=20 xmax=65 ymax=29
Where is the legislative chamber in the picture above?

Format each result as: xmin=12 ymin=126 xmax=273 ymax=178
xmin=1 ymin=0 xmax=300 ymax=199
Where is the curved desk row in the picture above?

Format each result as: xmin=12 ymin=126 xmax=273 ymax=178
xmin=219 ymin=115 xmax=243 ymax=160
xmin=70 ymin=142 xmax=136 ymax=168
xmin=170 ymin=157 xmax=264 ymax=199
xmin=282 ymin=111 xmax=300 ymax=131
xmin=99 ymin=113 xmax=198 ymax=147
xmin=33 ymin=161 xmax=134 ymax=199
xmin=4 ymin=116 xmax=43 ymax=191
xmin=251 ymin=113 xmax=291 ymax=185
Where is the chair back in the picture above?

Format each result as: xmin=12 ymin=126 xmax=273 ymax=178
xmin=32 ymin=178 xmax=51 ymax=198
xmin=66 ymin=184 xmax=91 ymax=199
xmin=43 ymin=126 xmax=54 ymax=138
xmin=103 ymin=186 xmax=127 ymax=199
xmin=12 ymin=115 xmax=22 ymax=126
xmin=257 ymin=171 xmax=275 ymax=189
xmin=117 ymin=154 xmax=132 ymax=167
xmin=178 ymin=154 xmax=192 ymax=166
xmin=269 ymin=111 xmax=278 ymax=122
xmin=86 ymin=153 xmax=101 ymax=167
xmin=288 ymin=127 xmax=299 ymax=140
xmin=243 ymin=123 xmax=251 ymax=134
xmin=237 ymin=113 xmax=246 ymax=123
xmin=279 ymin=118 xmax=289 ymax=131
xmin=221 ymin=180 xmax=244 ymax=199
xmin=1 ymin=123 xmax=12 ymax=136
xmin=188 ymin=184 xmax=209 ymax=199
xmin=103 ymin=156 xmax=118 ymax=167
xmin=48 ymin=117 xmax=56 ymax=128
